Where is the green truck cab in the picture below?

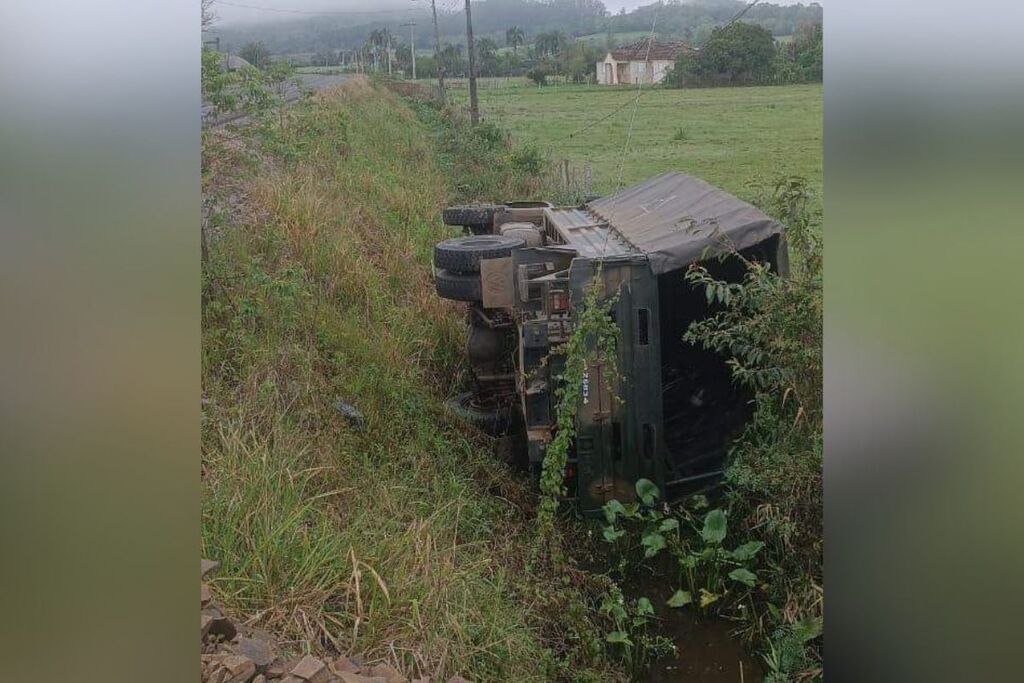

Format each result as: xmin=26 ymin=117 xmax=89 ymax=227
xmin=434 ymin=173 xmax=787 ymax=514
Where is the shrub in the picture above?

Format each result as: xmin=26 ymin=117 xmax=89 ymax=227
xmin=527 ymin=66 xmax=549 ymax=86
xmin=682 ymin=176 xmax=822 ymax=677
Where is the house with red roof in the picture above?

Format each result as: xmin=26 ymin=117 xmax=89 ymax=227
xmin=596 ymin=38 xmax=693 ymax=85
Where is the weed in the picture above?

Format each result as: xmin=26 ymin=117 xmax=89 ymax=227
xmin=672 ymin=127 xmax=689 ymax=142
xmin=682 ymin=176 xmax=822 ymax=677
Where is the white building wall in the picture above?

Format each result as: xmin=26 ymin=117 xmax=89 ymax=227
xmin=597 ymin=57 xmax=675 ymax=85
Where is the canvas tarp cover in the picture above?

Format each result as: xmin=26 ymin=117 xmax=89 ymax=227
xmin=587 ymin=172 xmax=784 ymax=275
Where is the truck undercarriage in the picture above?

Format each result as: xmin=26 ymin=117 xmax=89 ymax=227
xmin=433 ymin=173 xmax=787 ymax=513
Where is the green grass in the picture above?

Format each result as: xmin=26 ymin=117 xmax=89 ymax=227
xmin=458 ymin=83 xmax=823 ymax=202
xmin=201 ymin=81 xmax=613 ymax=681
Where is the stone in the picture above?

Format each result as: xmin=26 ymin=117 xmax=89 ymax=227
xmin=202 ymin=583 xmax=213 ymax=607
xmin=290 ymin=655 xmax=332 ymax=683
xmin=266 ymin=663 xmax=286 ymax=679
xmin=338 ymin=673 xmax=387 ymax=683
xmin=201 ymin=614 xmax=215 ymax=639
xmin=252 ymin=676 xmax=267 ymax=683
xmin=220 ymin=654 xmax=257 ymax=683
xmin=367 ymin=664 xmax=406 ymax=683
xmin=331 ymin=656 xmax=361 ymax=674
xmin=202 ymin=606 xmax=237 ymax=642
xmin=236 ymin=636 xmax=275 ymax=670
xmin=202 ymin=558 xmax=221 ymax=577
xmin=447 ymin=677 xmax=471 ymax=683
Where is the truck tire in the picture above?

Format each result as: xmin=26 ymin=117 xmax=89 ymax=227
xmin=434 ymin=269 xmax=481 ymax=301
xmin=446 ymin=392 xmax=515 ymax=436
xmin=442 ymin=205 xmax=499 ymax=232
xmin=433 ymin=235 xmax=525 ymax=274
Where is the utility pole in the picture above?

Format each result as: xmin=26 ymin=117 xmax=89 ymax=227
xmin=386 ymin=27 xmax=393 ymax=76
xmin=464 ymin=0 xmax=479 ymax=124
xmin=402 ymin=22 xmax=417 ymax=81
xmin=430 ymin=0 xmax=445 ymax=99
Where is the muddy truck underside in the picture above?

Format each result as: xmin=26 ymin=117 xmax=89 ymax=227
xmin=434 ymin=172 xmax=787 ymax=514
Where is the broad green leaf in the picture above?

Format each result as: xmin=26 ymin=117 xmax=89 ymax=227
xmin=635 ymin=478 xmax=660 ymax=506
xmin=729 ymin=568 xmax=758 ymax=587
xmin=793 ymin=616 xmax=823 ymax=643
xmin=606 ymin=631 xmax=633 ymax=646
xmin=699 ymin=589 xmax=720 ymax=608
xmin=701 ymin=508 xmax=728 ymax=545
xmin=730 ymin=541 xmax=765 ymax=561
xmin=641 ymin=531 xmax=666 ymax=558
xmin=659 ymin=517 xmax=680 ymax=533
xmin=603 ymin=499 xmax=626 ymax=524
xmin=667 ymin=590 xmax=692 ymax=608
xmin=636 ymin=597 xmax=655 ymax=616
xmin=602 ymin=525 xmax=625 ymax=543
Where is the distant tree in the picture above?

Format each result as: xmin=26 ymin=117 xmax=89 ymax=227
xmin=668 ymin=22 xmax=776 ymax=86
xmin=201 ymin=0 xmax=216 ymax=31
xmin=558 ymin=41 xmax=602 ymax=84
xmin=534 ymin=31 xmax=567 ymax=57
xmin=506 ymin=26 xmax=525 ymax=55
xmin=239 ymin=41 xmax=269 ymax=69
xmin=788 ymin=21 xmax=823 ymax=82
xmin=438 ymin=43 xmax=465 ymax=77
xmin=476 ymin=37 xmax=500 ymax=76
xmin=526 ymin=65 xmax=549 ymax=86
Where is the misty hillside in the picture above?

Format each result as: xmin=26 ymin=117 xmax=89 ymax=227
xmin=207 ymin=0 xmax=823 ymax=56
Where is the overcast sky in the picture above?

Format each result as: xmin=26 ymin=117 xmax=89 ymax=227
xmin=213 ymin=0 xmax=822 ymax=26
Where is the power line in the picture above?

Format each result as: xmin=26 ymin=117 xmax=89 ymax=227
xmin=566 ymin=0 xmax=765 ymax=141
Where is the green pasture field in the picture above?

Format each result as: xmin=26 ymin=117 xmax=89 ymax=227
xmin=457 ymin=82 xmax=823 ymax=202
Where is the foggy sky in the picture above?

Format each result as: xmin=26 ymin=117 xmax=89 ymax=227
xmin=212 ymin=0 xmax=822 ymax=26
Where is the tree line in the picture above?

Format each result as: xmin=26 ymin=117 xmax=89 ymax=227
xmin=210 ymin=0 xmax=822 ymax=59
xmin=666 ymin=20 xmax=822 ymax=87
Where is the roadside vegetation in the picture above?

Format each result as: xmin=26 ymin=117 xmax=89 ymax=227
xmin=201 ymin=77 xmax=626 ymax=681
xmin=463 ymin=69 xmax=823 ymax=680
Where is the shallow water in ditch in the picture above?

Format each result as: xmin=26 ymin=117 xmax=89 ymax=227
xmin=646 ymin=598 xmax=761 ymax=683
xmin=586 ymin=537 xmax=763 ymax=682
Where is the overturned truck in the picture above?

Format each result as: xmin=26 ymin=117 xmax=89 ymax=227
xmin=434 ymin=172 xmax=787 ymax=514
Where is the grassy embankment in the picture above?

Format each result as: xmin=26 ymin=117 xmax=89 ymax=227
xmin=201 ymin=80 xmax=615 ymax=682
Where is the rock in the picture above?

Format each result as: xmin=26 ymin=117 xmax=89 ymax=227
xmin=236 ymin=636 xmax=275 ymax=670
xmin=332 ymin=656 xmax=361 ymax=674
xmin=338 ymin=673 xmax=387 ymax=683
xmin=201 ymin=583 xmax=213 ymax=607
xmin=411 ymin=678 xmax=431 ymax=683
xmin=447 ymin=677 xmax=471 ymax=683
xmin=367 ymin=664 xmax=406 ymax=683
xmin=201 ymin=613 xmax=215 ymax=639
xmin=224 ymin=655 xmax=257 ymax=683
xmin=204 ymin=654 xmax=256 ymax=683
xmin=253 ymin=676 xmax=267 ymax=683
xmin=202 ymin=606 xmax=238 ymax=642
xmin=290 ymin=655 xmax=332 ymax=683
xmin=334 ymin=399 xmax=365 ymax=428
xmin=265 ymin=663 xmax=286 ymax=679
xmin=202 ymin=558 xmax=221 ymax=577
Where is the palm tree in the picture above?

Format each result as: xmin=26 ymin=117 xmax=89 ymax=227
xmin=506 ymin=26 xmax=525 ymax=55
xmin=534 ymin=31 xmax=567 ymax=58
